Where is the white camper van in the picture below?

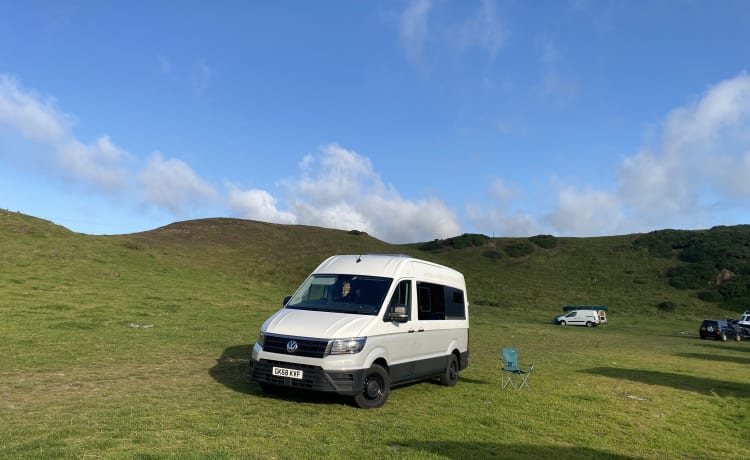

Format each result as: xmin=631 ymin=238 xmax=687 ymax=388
xmin=250 ymin=254 xmax=470 ymax=409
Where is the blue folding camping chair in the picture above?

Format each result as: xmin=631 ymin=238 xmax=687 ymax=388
xmin=501 ymin=348 xmax=534 ymax=390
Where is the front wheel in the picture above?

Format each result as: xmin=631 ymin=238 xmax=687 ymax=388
xmin=720 ymin=333 xmax=727 ymax=342
xmin=735 ymin=333 xmax=742 ymax=342
xmin=440 ymin=354 xmax=459 ymax=386
xmin=559 ymin=321 xmax=567 ymax=326
xmin=586 ymin=321 xmax=593 ymax=328
xmin=353 ymin=364 xmax=390 ymax=409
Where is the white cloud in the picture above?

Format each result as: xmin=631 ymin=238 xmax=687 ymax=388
xmin=400 ymin=0 xmax=432 ymax=67
xmin=615 ymin=72 xmax=750 ymax=228
xmin=536 ymin=72 xmax=750 ymax=236
xmin=466 ymin=178 xmax=538 ymax=236
xmin=0 ymin=74 xmax=129 ymax=191
xmin=399 ymin=0 xmax=509 ymax=68
xmin=224 ymin=144 xmax=460 ymax=242
xmin=0 ymin=75 xmax=69 ymax=143
xmin=285 ymin=144 xmax=461 ymax=243
xmin=227 ymin=185 xmax=296 ymax=224
xmin=545 ymin=186 xmax=624 ymax=235
xmin=472 ymin=73 xmax=750 ymax=236
xmin=447 ymin=0 xmax=509 ymax=58
xmin=139 ymin=152 xmax=217 ymax=215
xmin=59 ymin=136 xmax=129 ymax=191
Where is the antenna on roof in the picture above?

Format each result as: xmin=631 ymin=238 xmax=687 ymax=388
xmin=356 ymin=254 xmax=362 ymax=263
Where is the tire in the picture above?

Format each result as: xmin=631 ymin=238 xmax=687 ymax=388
xmin=585 ymin=321 xmax=593 ymax=328
xmin=720 ymin=333 xmax=727 ymax=342
xmin=353 ymin=364 xmax=390 ymax=409
xmin=559 ymin=321 xmax=567 ymax=326
xmin=440 ymin=354 xmax=459 ymax=386
xmin=735 ymin=333 xmax=741 ymax=342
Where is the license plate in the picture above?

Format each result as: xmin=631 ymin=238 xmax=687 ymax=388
xmin=272 ymin=366 xmax=303 ymax=379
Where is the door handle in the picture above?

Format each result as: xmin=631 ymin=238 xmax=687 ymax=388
xmin=408 ymin=329 xmax=415 ymax=333
xmin=418 ymin=328 xmax=425 ymax=332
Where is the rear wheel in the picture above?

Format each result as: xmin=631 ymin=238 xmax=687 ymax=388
xmin=440 ymin=354 xmax=459 ymax=386
xmin=735 ymin=333 xmax=742 ymax=342
xmin=353 ymin=364 xmax=390 ymax=409
xmin=720 ymin=333 xmax=727 ymax=342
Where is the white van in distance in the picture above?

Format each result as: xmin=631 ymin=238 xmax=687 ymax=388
xmin=554 ymin=310 xmax=600 ymax=327
xmin=250 ymin=254 xmax=470 ymax=408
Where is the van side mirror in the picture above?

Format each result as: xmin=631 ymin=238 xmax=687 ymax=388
xmin=282 ymin=295 xmax=292 ymax=307
xmin=389 ymin=305 xmax=408 ymax=323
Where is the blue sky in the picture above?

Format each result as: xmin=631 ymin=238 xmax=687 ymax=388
xmin=2 ymin=1 xmax=750 ymax=243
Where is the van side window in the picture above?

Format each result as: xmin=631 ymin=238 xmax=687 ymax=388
xmin=417 ymin=282 xmax=445 ymax=320
xmin=384 ymin=280 xmax=411 ymax=322
xmin=417 ymin=282 xmax=466 ymax=320
xmin=445 ymin=288 xmax=466 ymax=319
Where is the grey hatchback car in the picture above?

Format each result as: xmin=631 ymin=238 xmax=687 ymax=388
xmin=699 ymin=320 xmax=741 ymax=341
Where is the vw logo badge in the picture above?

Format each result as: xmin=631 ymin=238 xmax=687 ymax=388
xmin=286 ymin=340 xmax=298 ymax=354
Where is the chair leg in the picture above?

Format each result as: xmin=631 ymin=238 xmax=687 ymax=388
xmin=501 ymin=371 xmax=517 ymax=389
xmin=518 ymin=368 xmax=533 ymax=390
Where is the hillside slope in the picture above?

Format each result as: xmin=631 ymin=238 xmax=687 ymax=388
xmin=0 ymin=209 xmax=736 ymax=320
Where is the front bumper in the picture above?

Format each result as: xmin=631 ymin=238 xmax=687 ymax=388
xmin=250 ymin=358 xmax=366 ymax=396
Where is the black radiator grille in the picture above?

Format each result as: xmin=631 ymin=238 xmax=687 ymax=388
xmin=263 ymin=334 xmax=329 ymax=358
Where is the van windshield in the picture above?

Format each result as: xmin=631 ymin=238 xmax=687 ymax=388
xmin=286 ymin=274 xmax=392 ymax=315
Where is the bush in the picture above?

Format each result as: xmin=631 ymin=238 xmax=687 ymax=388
xmin=667 ymin=264 xmax=716 ymax=290
xmin=657 ymin=301 xmax=676 ymax=313
xmin=504 ymin=241 xmax=534 ymax=258
xmin=698 ymin=289 xmax=724 ymax=303
xmin=419 ymin=240 xmax=443 ymax=251
xmin=445 ymin=233 xmax=489 ymax=249
xmin=632 ymin=229 xmax=694 ymax=258
xmin=529 ymin=234 xmax=557 ymax=249
xmin=483 ymin=250 xmax=502 ymax=261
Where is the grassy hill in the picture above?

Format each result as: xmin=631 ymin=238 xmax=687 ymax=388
xmin=1 ymin=209 xmax=747 ymax=459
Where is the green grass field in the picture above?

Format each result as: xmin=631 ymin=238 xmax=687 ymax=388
xmin=1 ymin=211 xmax=748 ymax=459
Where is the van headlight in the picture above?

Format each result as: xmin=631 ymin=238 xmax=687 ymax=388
xmin=328 ymin=337 xmax=366 ymax=355
xmin=257 ymin=332 xmax=265 ymax=348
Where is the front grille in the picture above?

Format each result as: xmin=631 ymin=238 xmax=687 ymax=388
xmin=251 ymin=359 xmax=356 ymax=394
xmin=263 ymin=334 xmax=329 ymax=358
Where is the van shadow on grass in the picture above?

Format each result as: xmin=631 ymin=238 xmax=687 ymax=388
xmin=209 ymin=344 xmax=258 ymax=395
xmin=209 ymin=344 xmax=351 ymax=406
xmin=390 ymin=441 xmax=634 ymax=460
xmin=581 ymin=367 xmax=750 ymax=398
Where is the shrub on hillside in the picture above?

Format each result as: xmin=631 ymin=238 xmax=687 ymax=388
xmin=529 ymin=234 xmax=557 ymax=249
xmin=632 ymin=229 xmax=695 ymax=258
xmin=483 ymin=250 xmax=502 ymax=261
xmin=419 ymin=240 xmax=443 ymax=251
xmin=698 ymin=289 xmax=723 ymax=303
xmin=446 ymin=233 xmax=489 ymax=249
xmin=667 ymin=264 xmax=717 ymax=290
xmin=717 ymin=275 xmax=750 ymax=300
xmin=657 ymin=301 xmax=676 ymax=313
xmin=504 ymin=241 xmax=534 ymax=258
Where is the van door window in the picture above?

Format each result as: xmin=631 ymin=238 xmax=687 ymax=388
xmin=384 ymin=279 xmax=411 ymax=322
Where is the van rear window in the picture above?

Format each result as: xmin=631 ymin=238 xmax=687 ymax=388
xmin=417 ymin=282 xmax=466 ymax=320
xmin=286 ymin=274 xmax=392 ymax=315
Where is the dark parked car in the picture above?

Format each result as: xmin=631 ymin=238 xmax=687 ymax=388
xmin=699 ymin=320 xmax=741 ymax=341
